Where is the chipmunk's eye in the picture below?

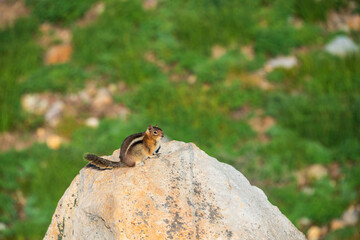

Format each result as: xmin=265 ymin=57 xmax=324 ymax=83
xmin=153 ymin=131 xmax=158 ymax=135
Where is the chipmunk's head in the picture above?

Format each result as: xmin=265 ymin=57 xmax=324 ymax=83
xmin=147 ymin=124 xmax=164 ymax=140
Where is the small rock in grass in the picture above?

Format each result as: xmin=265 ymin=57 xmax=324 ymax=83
xmin=0 ymin=222 xmax=6 ymax=231
xmin=329 ymin=162 xmax=341 ymax=180
xmin=108 ymin=84 xmax=117 ymax=94
xmin=298 ymin=217 xmax=312 ymax=229
xmin=347 ymin=15 xmax=360 ymax=31
xmin=85 ymin=117 xmax=99 ymax=128
xmin=342 ymin=205 xmax=359 ymax=226
xmin=45 ymin=100 xmax=64 ymax=126
xmin=0 ymin=0 xmax=29 ymax=29
xmin=265 ymin=56 xmax=298 ymax=71
xmin=307 ymin=226 xmax=321 ymax=240
xmin=187 ymin=75 xmax=197 ymax=85
xmin=77 ymin=2 xmax=105 ymax=27
xmin=211 ymin=45 xmax=227 ymax=59
xmin=302 ymin=187 xmax=315 ymax=195
xmin=307 ymin=164 xmax=328 ymax=181
xmin=296 ymin=171 xmax=307 ymax=188
xmin=248 ymin=115 xmax=276 ymax=135
xmin=325 ymin=35 xmax=359 ymax=57
xmin=85 ymin=82 xmax=97 ymax=97
xmin=92 ymin=88 xmax=113 ymax=109
xmin=307 ymin=226 xmax=327 ymax=240
xmin=45 ymin=44 xmax=73 ymax=65
xmin=36 ymin=127 xmax=47 ymax=141
xmin=330 ymin=219 xmax=345 ymax=231
xmin=46 ymin=134 xmax=62 ymax=150
xmin=78 ymin=90 xmax=91 ymax=104
xmin=241 ymin=45 xmax=255 ymax=60
xmin=21 ymin=94 xmax=49 ymax=115
xmin=143 ymin=0 xmax=158 ymax=10
xmin=117 ymin=106 xmax=130 ymax=119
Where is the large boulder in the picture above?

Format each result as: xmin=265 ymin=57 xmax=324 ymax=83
xmin=44 ymin=141 xmax=305 ymax=240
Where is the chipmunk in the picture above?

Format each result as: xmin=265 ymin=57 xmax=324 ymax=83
xmin=84 ymin=124 xmax=164 ymax=169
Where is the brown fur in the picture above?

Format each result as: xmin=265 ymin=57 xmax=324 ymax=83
xmin=84 ymin=125 xmax=164 ymax=169
xmin=83 ymin=153 xmax=126 ymax=169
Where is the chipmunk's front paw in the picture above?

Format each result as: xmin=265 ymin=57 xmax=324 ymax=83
xmin=144 ymin=153 xmax=160 ymax=162
xmin=137 ymin=161 xmax=145 ymax=166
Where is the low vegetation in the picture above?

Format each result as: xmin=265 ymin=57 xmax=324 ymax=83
xmin=0 ymin=0 xmax=359 ymax=239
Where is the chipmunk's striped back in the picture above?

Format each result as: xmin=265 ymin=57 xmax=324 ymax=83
xmin=120 ymin=132 xmax=145 ymax=160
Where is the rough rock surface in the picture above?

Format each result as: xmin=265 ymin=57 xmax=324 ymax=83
xmin=44 ymin=141 xmax=305 ymax=240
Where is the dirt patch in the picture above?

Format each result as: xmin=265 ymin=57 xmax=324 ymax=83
xmin=77 ymin=2 xmax=105 ymax=27
xmin=0 ymin=131 xmax=36 ymax=151
xmin=247 ymin=109 xmax=276 ymax=142
xmin=0 ymin=0 xmax=29 ymax=29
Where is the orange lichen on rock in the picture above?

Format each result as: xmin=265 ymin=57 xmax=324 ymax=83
xmin=44 ymin=141 xmax=305 ymax=240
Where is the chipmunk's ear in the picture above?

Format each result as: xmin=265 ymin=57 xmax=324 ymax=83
xmin=148 ymin=125 xmax=152 ymax=130
xmin=155 ymin=124 xmax=158 ymax=127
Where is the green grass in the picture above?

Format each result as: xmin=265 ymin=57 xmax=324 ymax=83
xmin=0 ymin=144 xmax=84 ymax=239
xmin=73 ymin=0 xmax=161 ymax=84
xmin=21 ymin=64 xmax=89 ymax=93
xmin=0 ymin=17 xmax=42 ymax=132
xmin=268 ymin=177 xmax=351 ymax=225
xmin=255 ymin=25 xmax=322 ymax=56
xmin=266 ymin=53 xmax=360 ymax=148
xmin=123 ymin=79 xmax=255 ymax=154
xmin=1 ymin=0 xmax=360 ymax=239
xmin=294 ymin=0 xmax=352 ymax=22
xmin=259 ymin=127 xmax=332 ymax=179
xmin=168 ymin=0 xmax=260 ymax=55
xmin=325 ymin=224 xmax=360 ymax=240
xmin=26 ymin=0 xmax=97 ymax=24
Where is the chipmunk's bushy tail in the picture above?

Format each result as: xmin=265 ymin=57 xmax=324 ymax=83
xmin=84 ymin=153 xmax=125 ymax=169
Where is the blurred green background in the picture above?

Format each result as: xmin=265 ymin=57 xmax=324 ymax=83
xmin=1 ymin=0 xmax=360 ymax=239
